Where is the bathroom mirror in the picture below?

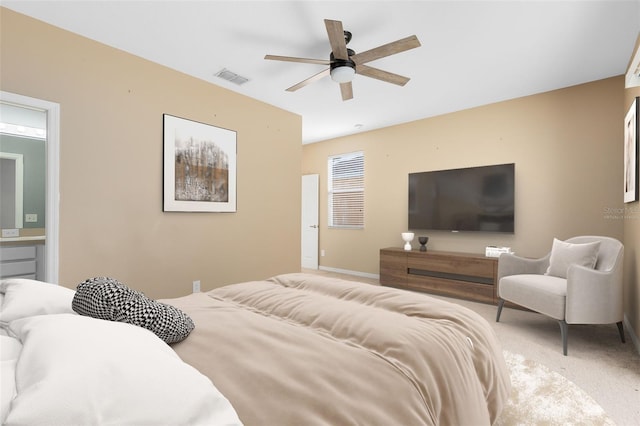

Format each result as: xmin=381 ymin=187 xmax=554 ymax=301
xmin=0 ymin=152 xmax=24 ymax=228
xmin=0 ymin=102 xmax=46 ymax=233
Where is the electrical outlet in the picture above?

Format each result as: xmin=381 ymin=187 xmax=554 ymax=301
xmin=192 ymin=280 xmax=201 ymax=293
xmin=321 ymin=249 xmax=326 ymax=257
xmin=25 ymin=214 xmax=38 ymax=223
xmin=1 ymin=229 xmax=19 ymax=238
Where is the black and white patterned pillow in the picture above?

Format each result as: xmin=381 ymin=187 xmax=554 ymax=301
xmin=72 ymin=277 xmax=194 ymax=344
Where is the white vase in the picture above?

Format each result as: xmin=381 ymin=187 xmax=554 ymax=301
xmin=401 ymin=232 xmax=414 ymax=251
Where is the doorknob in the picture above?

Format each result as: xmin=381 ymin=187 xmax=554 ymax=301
xmin=309 ymin=225 xmax=318 ymax=228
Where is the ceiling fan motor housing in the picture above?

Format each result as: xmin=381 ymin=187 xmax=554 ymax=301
xmin=330 ymin=49 xmax=356 ymax=72
xmin=329 ymin=49 xmax=356 ymax=83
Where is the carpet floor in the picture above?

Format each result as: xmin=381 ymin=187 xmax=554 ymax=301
xmin=304 ymin=269 xmax=640 ymax=425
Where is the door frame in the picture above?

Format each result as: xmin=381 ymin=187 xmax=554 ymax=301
xmin=1 ymin=91 xmax=60 ymax=283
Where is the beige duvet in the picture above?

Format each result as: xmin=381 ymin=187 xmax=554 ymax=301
xmin=165 ymin=273 xmax=510 ymax=425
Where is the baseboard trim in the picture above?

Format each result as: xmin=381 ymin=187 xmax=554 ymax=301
xmin=623 ymin=314 xmax=640 ymax=355
xmin=318 ymin=266 xmax=379 ymax=280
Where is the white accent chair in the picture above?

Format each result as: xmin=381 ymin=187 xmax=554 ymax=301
xmin=495 ymin=236 xmax=625 ymax=356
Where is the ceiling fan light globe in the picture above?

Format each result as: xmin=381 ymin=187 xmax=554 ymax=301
xmin=330 ymin=66 xmax=355 ymax=83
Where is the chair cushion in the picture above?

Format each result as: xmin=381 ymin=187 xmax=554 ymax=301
xmin=499 ymin=274 xmax=567 ymax=320
xmin=545 ymin=238 xmax=600 ymax=278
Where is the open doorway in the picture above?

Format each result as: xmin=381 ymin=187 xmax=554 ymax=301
xmin=0 ymin=91 xmax=60 ymax=283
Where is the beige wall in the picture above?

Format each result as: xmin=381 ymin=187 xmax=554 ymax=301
xmin=624 ymin=61 xmax=640 ymax=347
xmin=303 ymin=77 xmax=624 ymax=274
xmin=304 ymin=75 xmax=640 ymax=347
xmin=1 ymin=8 xmax=302 ymax=298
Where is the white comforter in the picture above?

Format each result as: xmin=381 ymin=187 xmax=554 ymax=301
xmin=0 ymin=278 xmax=241 ymax=426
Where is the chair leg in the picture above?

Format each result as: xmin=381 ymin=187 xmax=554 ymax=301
xmin=558 ymin=320 xmax=568 ymax=356
xmin=616 ymin=321 xmax=626 ymax=343
xmin=496 ymin=299 xmax=505 ymax=322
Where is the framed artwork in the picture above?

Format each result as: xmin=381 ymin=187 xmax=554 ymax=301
xmin=163 ymin=114 xmax=237 ymax=212
xmin=624 ymin=98 xmax=639 ymax=203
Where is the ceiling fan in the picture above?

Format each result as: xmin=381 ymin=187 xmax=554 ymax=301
xmin=264 ymin=19 xmax=421 ymax=101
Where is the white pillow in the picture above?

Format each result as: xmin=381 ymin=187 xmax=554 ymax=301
xmin=5 ymin=314 xmax=241 ymax=426
xmin=0 ymin=279 xmax=76 ymax=324
xmin=545 ymin=238 xmax=600 ymax=278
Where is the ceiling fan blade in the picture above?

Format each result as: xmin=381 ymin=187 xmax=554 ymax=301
xmin=351 ymin=35 xmax=421 ymax=65
xmin=356 ymin=64 xmax=410 ymax=86
xmin=340 ymin=82 xmax=353 ymax=101
xmin=265 ymin=55 xmax=331 ymax=65
xmin=324 ymin=19 xmax=349 ymax=60
xmin=286 ymin=68 xmax=330 ymax=92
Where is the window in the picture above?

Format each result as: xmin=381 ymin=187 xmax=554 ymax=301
xmin=328 ymin=151 xmax=364 ymax=228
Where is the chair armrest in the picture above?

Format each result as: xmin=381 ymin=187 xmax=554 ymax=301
xmin=566 ymin=264 xmax=623 ymax=324
xmin=497 ymin=252 xmax=550 ymax=281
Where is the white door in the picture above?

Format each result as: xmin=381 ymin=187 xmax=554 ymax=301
xmin=301 ymin=174 xmax=319 ymax=269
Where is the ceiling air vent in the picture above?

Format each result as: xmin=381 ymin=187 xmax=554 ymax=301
xmin=214 ymin=68 xmax=250 ymax=86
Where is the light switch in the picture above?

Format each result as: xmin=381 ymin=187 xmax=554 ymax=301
xmin=25 ymin=214 xmax=37 ymax=222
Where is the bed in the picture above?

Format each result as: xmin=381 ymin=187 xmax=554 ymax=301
xmin=1 ymin=272 xmax=510 ymax=425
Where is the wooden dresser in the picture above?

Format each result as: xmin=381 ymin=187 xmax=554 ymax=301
xmin=379 ymin=247 xmax=498 ymax=304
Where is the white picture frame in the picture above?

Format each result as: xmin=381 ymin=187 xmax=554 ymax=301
xmin=163 ymin=114 xmax=237 ymax=212
xmin=624 ymin=98 xmax=638 ymax=203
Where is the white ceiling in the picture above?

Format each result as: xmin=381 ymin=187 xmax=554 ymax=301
xmin=3 ymin=1 xmax=640 ymax=144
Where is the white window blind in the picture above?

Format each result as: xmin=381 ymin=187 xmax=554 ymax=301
xmin=328 ymin=151 xmax=364 ymax=228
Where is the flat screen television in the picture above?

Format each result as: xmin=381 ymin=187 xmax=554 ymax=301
xmin=408 ymin=163 xmax=515 ymax=233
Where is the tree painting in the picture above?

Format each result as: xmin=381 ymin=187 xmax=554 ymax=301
xmin=174 ymin=137 xmax=229 ymax=202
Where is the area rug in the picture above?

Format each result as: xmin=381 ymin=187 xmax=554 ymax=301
xmin=495 ymin=351 xmax=615 ymax=425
